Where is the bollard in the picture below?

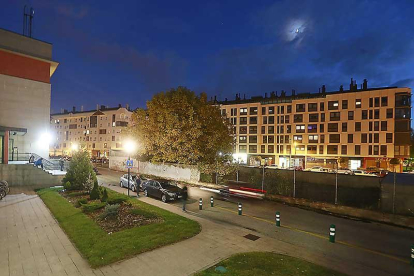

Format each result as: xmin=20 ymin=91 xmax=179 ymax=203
xmin=210 ymin=196 xmax=214 ymax=207
xmin=238 ymin=202 xmax=242 ymax=215
xmin=411 ymin=244 xmax=414 ymax=268
xmin=329 ymin=224 xmax=336 ymax=243
xmin=199 ymin=198 xmax=203 ymax=210
xmin=276 ymin=211 xmax=281 ymax=227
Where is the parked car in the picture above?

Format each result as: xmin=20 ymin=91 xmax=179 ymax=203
xmin=119 ymin=174 xmax=145 ymax=191
xmin=142 ymin=179 xmax=183 ymax=203
xmin=305 ymin=166 xmax=324 ymax=172
xmin=352 ymin=170 xmax=376 ymax=177
xmin=267 ymin=164 xmax=279 ymax=169
xmin=336 ymin=168 xmax=353 ymax=175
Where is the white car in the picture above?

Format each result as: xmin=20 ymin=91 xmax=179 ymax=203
xmin=352 ymin=170 xmax=376 ymax=177
xmin=336 ymin=168 xmax=353 ymax=175
xmin=267 ymin=164 xmax=279 ymax=169
xmin=305 ymin=166 xmax=324 ymax=172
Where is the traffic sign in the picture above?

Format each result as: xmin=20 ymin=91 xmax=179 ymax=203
xmin=126 ymin=159 xmax=133 ymax=168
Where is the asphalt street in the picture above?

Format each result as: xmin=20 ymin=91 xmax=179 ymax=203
xmin=97 ymin=168 xmax=414 ymax=276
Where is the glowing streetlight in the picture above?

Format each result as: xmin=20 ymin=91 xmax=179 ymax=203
xmin=71 ymin=143 xmax=79 ymax=151
xmin=38 ymin=132 xmax=53 ymax=150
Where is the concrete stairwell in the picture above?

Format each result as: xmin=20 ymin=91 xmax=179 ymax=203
xmin=0 ymin=164 xmax=64 ymax=191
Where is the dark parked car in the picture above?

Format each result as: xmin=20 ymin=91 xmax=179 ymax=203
xmin=142 ymin=179 xmax=183 ymax=203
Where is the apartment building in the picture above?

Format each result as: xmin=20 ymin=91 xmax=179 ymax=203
xmin=50 ymin=105 xmax=133 ymax=157
xmin=220 ymin=80 xmax=412 ymax=171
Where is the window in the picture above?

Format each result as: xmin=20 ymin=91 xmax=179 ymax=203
xmin=380 ymin=145 xmax=387 ymax=156
xmin=348 ymin=111 xmax=354 ymax=120
xmin=327 ymin=145 xmax=338 ymax=154
xmin=320 ymin=134 xmax=325 ymax=143
xmin=348 ymin=134 xmax=353 ymax=143
xmin=395 ymin=108 xmax=411 ymax=119
xmin=293 ymin=135 xmax=303 ymax=141
xmin=249 ymin=126 xmax=257 ymax=134
xmin=386 ymin=133 xmax=393 ymax=143
xmin=296 ymin=125 xmax=306 ymax=133
xmin=369 ymin=122 xmax=372 ymax=131
xmin=239 ymin=136 xmax=247 ymax=143
xmin=286 ymin=105 xmax=291 ymax=113
xmin=268 ymin=136 xmax=275 ymax=143
xmin=355 ymin=122 xmax=361 ymax=131
xmin=261 ymin=107 xmax=266 ymax=115
xmin=261 ymin=145 xmax=266 ymax=153
xmin=386 ymin=108 xmax=393 ymax=118
xmin=374 ymin=133 xmax=379 ymax=143
xmin=374 ymin=97 xmax=380 ymax=107
xmin=285 ymin=115 xmax=290 ymax=123
xmin=240 ymin=117 xmax=247 ymax=124
xmin=268 ymin=145 xmax=274 ymax=153
xmin=321 ymin=113 xmax=325 ymax=122
xmin=262 ymin=117 xmax=267 ymax=124
xmin=296 ymin=104 xmax=305 ymax=112
xmin=294 ymin=114 xmax=303 ymax=123
xmin=341 ymin=145 xmax=347 ymax=155
xmin=381 ymin=121 xmax=387 ymax=131
xmin=319 ymin=145 xmax=324 ymax=154
xmin=373 ymin=145 xmax=379 ymax=155
xmin=320 ymin=124 xmax=325 ymax=132
xmin=287 ymin=125 xmax=291 ymax=133
xmin=362 ymin=110 xmax=368 ymax=120
xmin=281 ymin=106 xmax=285 ymax=114
xmin=395 ymin=121 xmax=410 ymax=132
xmin=374 ymin=121 xmax=379 ymax=131
xmin=240 ymin=108 xmax=247 ymax=115
xmin=355 ymin=99 xmax=361 ymax=108
xmin=355 ymin=145 xmax=361 ymax=155
xmin=221 ymin=109 xmax=227 ymax=116
xmin=239 ymin=126 xmax=247 ymax=134
xmin=328 ymin=123 xmax=338 ymax=132
xmin=239 ymin=145 xmax=247 ymax=153
xmin=369 ymin=133 xmax=373 ymax=143
xmin=249 ymin=136 xmax=257 ymax=143
xmin=268 ymin=126 xmax=274 ymax=134
xmin=307 ymin=145 xmax=317 ymax=154
xmin=250 ymin=117 xmax=258 ymax=124
xmin=342 ymin=122 xmax=347 ymax=132
xmin=249 ymin=145 xmax=257 ymax=153
xmin=250 ymin=107 xmax=258 ymax=115
xmin=330 ymin=112 xmax=340 ymax=121
xmin=374 ymin=109 xmax=380 ymax=119
xmin=269 ymin=107 xmax=275 ymax=114
xmin=342 ymin=100 xmax=348 ymax=109
xmin=262 ymin=136 xmax=268 ymax=143
xmin=309 ymin=113 xmax=319 ymax=122
xmin=361 ymin=134 xmax=367 ymax=143
xmin=369 ymin=98 xmax=373 ymax=108
xmin=268 ymin=116 xmax=275 ymax=124
xmin=308 ymin=124 xmax=318 ymax=133
xmin=328 ymin=101 xmax=339 ymax=110
xmin=329 ymin=134 xmax=340 ymax=143
xmin=320 ymin=102 xmax=325 ymax=111
xmin=261 ymin=126 xmax=266 ymax=134
xmin=231 ymin=108 xmax=237 ymax=116
xmin=308 ymin=103 xmax=318 ymax=112
xmin=381 ymin=97 xmax=388 ymax=107
xmin=99 ymin=129 xmax=106 ymax=134
xmin=309 ymin=135 xmax=318 ymax=143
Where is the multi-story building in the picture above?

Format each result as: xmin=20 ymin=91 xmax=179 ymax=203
xmin=219 ymin=80 xmax=411 ymax=171
xmin=0 ymin=28 xmax=59 ymax=163
xmin=50 ymin=105 xmax=133 ymax=157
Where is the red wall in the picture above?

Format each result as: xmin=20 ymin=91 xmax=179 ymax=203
xmin=0 ymin=50 xmax=50 ymax=83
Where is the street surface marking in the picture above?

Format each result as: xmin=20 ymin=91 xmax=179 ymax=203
xmin=215 ymin=205 xmax=409 ymax=264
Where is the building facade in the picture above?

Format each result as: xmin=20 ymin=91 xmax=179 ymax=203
xmin=0 ymin=28 xmax=59 ymax=163
xmin=50 ymin=105 xmax=133 ymax=157
xmin=220 ymin=81 xmax=411 ymax=171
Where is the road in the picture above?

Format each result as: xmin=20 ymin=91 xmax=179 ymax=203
xmin=97 ymin=168 xmax=414 ymax=276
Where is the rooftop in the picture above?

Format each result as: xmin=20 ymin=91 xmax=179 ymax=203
xmin=51 ymin=104 xmax=132 ymax=116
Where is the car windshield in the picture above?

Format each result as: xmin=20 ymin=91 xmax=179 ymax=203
xmin=157 ymin=181 xmax=175 ymax=188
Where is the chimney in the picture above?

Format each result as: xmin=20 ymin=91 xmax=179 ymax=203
xmin=275 ymin=91 xmax=278 ymax=97
xmin=350 ymin=78 xmax=353 ymax=91
xmin=322 ymin=85 xmax=326 ymax=94
xmin=126 ymin=104 xmax=129 ymax=110
xmin=292 ymin=89 xmax=296 ymax=96
xmin=243 ymin=94 xmax=246 ymax=100
xmin=118 ymin=104 xmax=122 ymax=108
xmin=214 ymin=96 xmax=217 ymax=102
xmin=225 ymin=98 xmax=228 ymax=102
xmin=81 ymin=105 xmax=84 ymax=112
xmin=363 ymin=79 xmax=368 ymax=90
xmin=60 ymin=108 xmax=64 ymax=113
xmin=72 ymin=106 xmax=76 ymax=113
xmin=96 ymin=104 xmax=99 ymax=110
xmin=339 ymin=85 xmax=344 ymax=92
xmin=264 ymin=93 xmax=267 ymax=98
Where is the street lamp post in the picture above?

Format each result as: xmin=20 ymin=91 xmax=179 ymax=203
xmin=216 ymin=152 xmax=222 ymax=185
xmin=124 ymin=140 xmax=136 ymax=197
xmin=335 ymin=159 xmax=339 ymax=205
xmin=293 ymin=142 xmax=297 ymax=198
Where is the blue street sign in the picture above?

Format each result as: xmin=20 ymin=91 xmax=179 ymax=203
xmin=126 ymin=159 xmax=133 ymax=168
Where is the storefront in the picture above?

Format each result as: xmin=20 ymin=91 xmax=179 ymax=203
xmin=0 ymin=126 xmax=28 ymax=164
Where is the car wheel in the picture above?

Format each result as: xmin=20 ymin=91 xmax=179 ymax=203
xmin=144 ymin=190 xmax=148 ymax=197
xmin=161 ymin=194 xmax=167 ymax=203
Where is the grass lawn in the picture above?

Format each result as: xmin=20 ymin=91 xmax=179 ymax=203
xmin=37 ymin=188 xmax=201 ymax=268
xmin=195 ymin=252 xmax=348 ymax=276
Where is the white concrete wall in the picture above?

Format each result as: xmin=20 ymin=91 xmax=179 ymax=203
xmin=0 ymin=74 xmax=51 ymax=158
xmin=109 ymin=156 xmax=200 ymax=183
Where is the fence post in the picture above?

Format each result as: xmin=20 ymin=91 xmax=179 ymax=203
xmin=329 ymin=224 xmax=336 ymax=243
xmin=210 ymin=196 xmax=214 ymax=207
xmin=276 ymin=211 xmax=280 ymax=227
xmin=199 ymin=198 xmax=203 ymax=210
xmin=238 ymin=202 xmax=242 ymax=215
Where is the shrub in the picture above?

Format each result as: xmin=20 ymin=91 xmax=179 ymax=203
xmin=200 ymin=173 xmax=213 ymax=183
xmin=90 ymin=181 xmax=100 ymax=200
xmin=64 ymin=181 xmax=71 ymax=190
xmin=98 ymin=186 xmax=105 ymax=196
xmin=101 ymin=189 xmax=108 ymax=202
xmin=84 ymin=174 xmax=94 ymax=193
xmin=76 ymin=198 xmax=88 ymax=207
xmin=82 ymin=202 xmax=106 ymax=213
xmin=99 ymin=204 xmax=120 ymax=219
xmin=107 ymin=195 xmax=127 ymax=205
xmin=62 ymin=151 xmax=97 ymax=190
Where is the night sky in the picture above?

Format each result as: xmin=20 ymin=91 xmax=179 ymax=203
xmin=1 ymin=0 xmax=414 ymax=116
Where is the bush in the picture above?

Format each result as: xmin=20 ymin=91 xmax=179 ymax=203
xmin=99 ymin=204 xmax=120 ymax=219
xmin=64 ymin=181 xmax=71 ymax=190
xmin=101 ymin=189 xmax=108 ymax=202
xmin=107 ymin=195 xmax=127 ymax=205
xmin=76 ymin=198 xmax=88 ymax=207
xmin=200 ymin=173 xmax=213 ymax=183
xmin=62 ymin=151 xmax=97 ymax=190
xmin=90 ymin=181 xmax=100 ymax=200
xmin=82 ymin=202 xmax=106 ymax=213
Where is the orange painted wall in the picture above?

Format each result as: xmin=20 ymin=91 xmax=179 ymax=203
xmin=0 ymin=50 xmax=50 ymax=83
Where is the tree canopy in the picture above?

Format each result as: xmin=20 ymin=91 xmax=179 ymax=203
xmin=129 ymin=86 xmax=234 ymax=167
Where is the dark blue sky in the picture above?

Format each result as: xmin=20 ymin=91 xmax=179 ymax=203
xmin=2 ymin=0 xmax=414 ymax=114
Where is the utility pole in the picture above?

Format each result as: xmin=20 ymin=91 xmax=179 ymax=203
xmin=335 ymin=159 xmax=338 ymax=205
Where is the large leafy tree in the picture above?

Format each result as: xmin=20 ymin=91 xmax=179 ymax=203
xmin=129 ymin=86 xmax=234 ymax=167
